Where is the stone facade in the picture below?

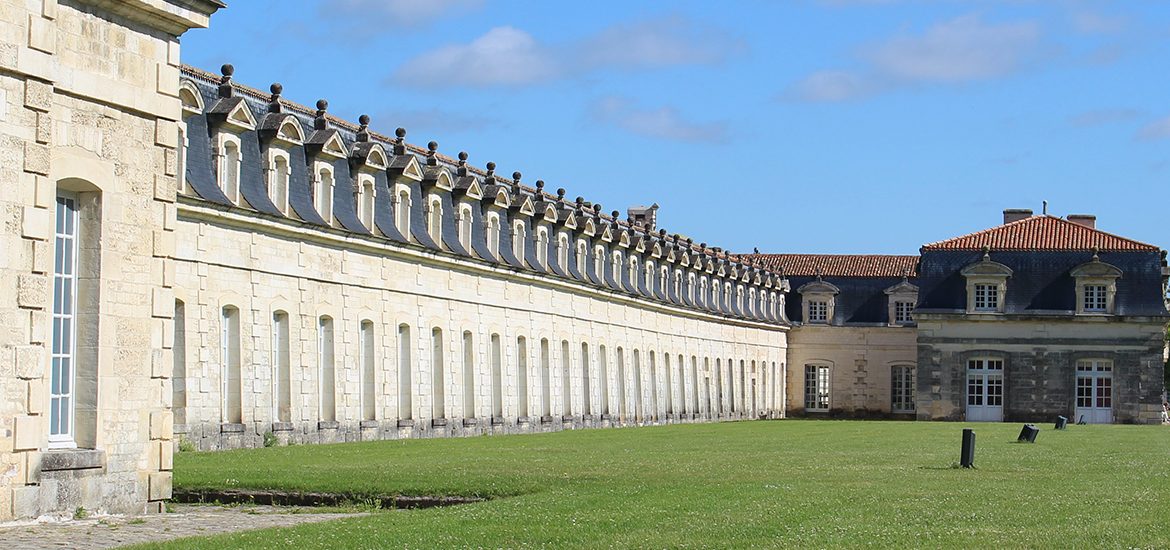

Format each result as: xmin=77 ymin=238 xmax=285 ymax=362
xmin=785 ymin=325 xmax=917 ymax=417
xmin=0 ymin=0 xmax=220 ymax=521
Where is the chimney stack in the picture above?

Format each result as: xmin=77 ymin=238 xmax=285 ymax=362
xmin=1003 ymin=209 xmax=1033 ymax=225
xmin=1067 ymin=214 xmax=1096 ymax=229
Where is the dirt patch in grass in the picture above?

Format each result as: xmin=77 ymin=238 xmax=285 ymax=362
xmin=172 ymin=489 xmax=485 ymax=510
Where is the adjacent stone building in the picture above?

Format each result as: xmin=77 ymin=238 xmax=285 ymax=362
xmin=0 ymin=0 xmax=221 ymax=522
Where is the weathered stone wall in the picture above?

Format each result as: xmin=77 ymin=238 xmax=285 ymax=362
xmin=784 ymin=325 xmax=918 ymax=417
xmin=173 ymin=203 xmax=789 ymax=450
xmin=0 ymin=0 xmax=217 ymax=521
xmin=916 ymin=316 xmax=1166 ymax=423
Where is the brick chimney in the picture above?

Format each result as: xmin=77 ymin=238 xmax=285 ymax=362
xmin=1003 ymin=209 xmax=1033 ymax=224
xmin=1067 ymin=214 xmax=1096 ymax=229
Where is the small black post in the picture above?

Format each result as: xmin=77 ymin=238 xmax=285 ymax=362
xmin=1054 ymin=416 xmax=1068 ymax=430
xmin=1017 ymin=424 xmax=1039 ymax=443
xmin=960 ymin=428 xmax=975 ymax=468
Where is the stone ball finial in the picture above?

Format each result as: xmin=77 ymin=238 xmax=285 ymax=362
xmin=221 ymin=63 xmax=234 ymax=77
xmin=395 ymin=127 xmax=407 ymax=139
xmin=611 ymin=210 xmax=620 ymax=219
xmin=270 ymin=83 xmax=282 ymax=95
xmin=659 ymin=229 xmax=667 ymax=237
xmin=557 ymin=188 xmax=566 ymax=199
xmin=687 ymin=238 xmax=694 ymax=245
xmin=512 ymin=171 xmax=522 ymax=182
xmin=535 ymin=180 xmax=545 ymax=191
xmin=593 ymin=204 xmax=602 ymax=213
xmin=700 ymin=242 xmax=707 ymax=249
xmin=458 ymin=151 xmax=468 ymax=162
xmin=575 ymin=196 xmax=584 ymax=205
xmin=316 ymin=99 xmax=328 ymax=111
xmin=486 ymin=161 xmax=496 ymax=171
xmin=359 ymin=114 xmax=370 ymax=126
xmin=427 ymin=141 xmax=438 ymax=152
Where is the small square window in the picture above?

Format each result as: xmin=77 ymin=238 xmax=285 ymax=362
xmin=1083 ymin=284 xmax=1107 ymax=313
xmin=894 ymin=301 xmax=914 ymax=324
xmin=973 ymin=284 xmax=999 ymax=311
xmin=808 ymin=300 xmax=828 ymax=323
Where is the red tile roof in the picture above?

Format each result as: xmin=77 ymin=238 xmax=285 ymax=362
xmin=742 ymin=254 xmax=919 ymax=278
xmin=921 ymin=215 xmax=1159 ymax=252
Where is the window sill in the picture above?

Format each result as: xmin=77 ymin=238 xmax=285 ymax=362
xmin=219 ymin=423 xmax=245 ymax=434
xmin=317 ymin=421 xmax=340 ymax=430
xmin=41 ymin=449 xmax=105 ymax=472
xmin=359 ymin=420 xmax=379 ymax=429
xmin=271 ymin=422 xmax=294 ymax=432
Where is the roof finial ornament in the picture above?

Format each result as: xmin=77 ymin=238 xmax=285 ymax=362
xmin=456 ymin=151 xmax=469 ymax=176
xmin=981 ymin=245 xmax=991 ymax=261
xmin=535 ymin=180 xmax=545 ymax=197
xmin=593 ymin=204 xmax=602 ymax=215
xmin=575 ymin=196 xmax=585 ymax=211
xmin=556 ymin=187 xmax=566 ymax=201
xmin=356 ymin=114 xmax=370 ymax=142
xmin=392 ymin=127 xmax=407 ymax=155
xmin=218 ymin=63 xmax=235 ymax=98
xmin=1091 ymin=246 xmax=1100 ymax=262
xmin=611 ymin=210 xmax=621 ymax=221
xmin=313 ymin=99 xmax=329 ymax=131
xmin=511 ymin=171 xmax=522 ymax=193
xmin=426 ymin=141 xmax=439 ymax=166
xmin=267 ymin=83 xmax=283 ymax=113
xmin=659 ymin=228 xmax=667 ymax=237
xmin=485 ymin=161 xmax=496 ymax=180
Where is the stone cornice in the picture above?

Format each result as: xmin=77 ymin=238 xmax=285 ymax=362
xmin=75 ymin=0 xmax=223 ymax=35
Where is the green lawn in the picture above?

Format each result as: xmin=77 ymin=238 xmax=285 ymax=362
xmin=143 ymin=421 xmax=1170 ymax=548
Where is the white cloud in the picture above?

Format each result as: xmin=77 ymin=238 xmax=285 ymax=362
xmin=392 ymin=26 xmax=560 ymax=88
xmin=785 ymin=14 xmax=1042 ymax=102
xmin=590 ymin=96 xmax=726 ymax=143
xmin=1136 ymin=116 xmax=1170 ymax=141
xmin=391 ymin=16 xmax=743 ymax=89
xmin=325 ymin=0 xmax=483 ymax=27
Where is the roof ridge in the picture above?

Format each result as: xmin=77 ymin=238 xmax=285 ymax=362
xmin=921 ymin=215 xmax=1159 ymax=251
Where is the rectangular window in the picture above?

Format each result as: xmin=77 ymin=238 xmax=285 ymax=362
xmin=273 ymin=312 xmax=291 ymax=423
xmin=894 ymin=301 xmax=914 ymax=324
xmin=974 ymin=284 xmax=999 ymax=311
xmin=318 ymin=316 xmax=335 ymax=422
xmin=49 ymin=194 xmax=80 ymax=447
xmin=891 ymin=366 xmax=915 ymax=412
xmin=1083 ymin=285 xmax=1107 ymax=312
xmin=804 ymin=365 xmax=830 ymax=411
xmin=808 ymin=300 xmax=828 ymax=323
xmin=360 ymin=321 xmax=375 ymax=421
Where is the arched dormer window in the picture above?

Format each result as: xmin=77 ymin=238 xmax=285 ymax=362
xmin=611 ymin=250 xmax=623 ymax=283
xmin=1071 ymin=256 xmax=1122 ymax=315
xmin=356 ymin=174 xmax=376 ymax=229
xmin=219 ymin=136 xmax=241 ymax=204
xmin=673 ymin=269 xmax=683 ymax=299
xmin=576 ymin=239 xmax=588 ymax=276
xmin=699 ymin=277 xmax=709 ymax=308
xmin=512 ymin=220 xmax=526 ymax=261
xmin=392 ymin=187 xmax=411 ymax=238
xmin=535 ymin=226 xmax=549 ymax=267
xmin=458 ymin=204 xmax=474 ymax=251
xmin=645 ymin=261 xmax=655 ymax=292
xmin=485 ymin=212 xmax=501 ymax=257
xmin=712 ymin=280 xmax=721 ymax=310
xmin=628 ymin=256 xmax=639 ymax=290
xmin=724 ymin=282 xmax=732 ymax=311
xmin=961 ymin=252 xmax=1012 ymax=314
xmin=427 ymin=195 xmax=442 ymax=244
xmin=748 ymin=288 xmax=757 ymax=317
xmin=557 ymin=233 xmax=570 ymax=269
xmin=687 ymin=273 xmax=697 ymax=303
xmin=594 ymin=246 xmax=606 ymax=279
xmin=659 ymin=266 xmax=669 ymax=293
xmin=315 ymin=164 xmax=334 ymax=225
xmin=736 ymin=286 xmax=745 ymax=314
xmin=798 ymin=278 xmax=840 ymax=324
xmin=178 ymin=81 xmax=203 ymax=197
xmin=268 ymin=151 xmax=290 ymax=215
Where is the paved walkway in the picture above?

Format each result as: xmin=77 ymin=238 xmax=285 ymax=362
xmin=0 ymin=504 xmax=366 ymax=549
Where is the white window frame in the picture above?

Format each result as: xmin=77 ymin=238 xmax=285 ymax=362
xmin=513 ymin=220 xmax=526 ymax=261
xmin=218 ymin=133 xmax=242 ymax=204
xmin=807 ymin=300 xmax=828 ymax=323
xmin=973 ymin=283 xmax=998 ymax=312
xmin=458 ymin=204 xmax=474 ymax=251
xmin=891 ymin=365 xmax=915 ymax=413
xmin=485 ymin=212 xmax=501 ymax=257
xmin=394 ymin=185 xmax=412 ymax=238
xmin=49 ymin=192 xmax=81 ymax=449
xmin=427 ymin=195 xmax=443 ymax=245
xmin=804 ymin=364 xmax=830 ymax=411
xmin=894 ymin=301 xmax=914 ymax=324
xmin=267 ymin=150 xmax=291 ymax=215
xmin=314 ymin=163 xmax=335 ymax=225
xmin=535 ymin=226 xmax=549 ymax=267
xmin=356 ymin=174 xmax=376 ymax=229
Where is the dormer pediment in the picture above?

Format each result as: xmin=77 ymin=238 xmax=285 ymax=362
xmin=718 ymin=263 xmax=727 ymax=277
xmin=884 ymin=280 xmax=920 ymax=296
xmin=179 ymin=80 xmax=204 ymax=115
xmin=635 ymin=236 xmax=647 ymax=253
xmin=423 ymin=166 xmax=454 ymax=191
xmin=1071 ymin=258 xmax=1122 ymax=279
xmin=321 ymin=132 xmax=347 ymax=158
xmin=389 ymin=154 xmax=424 ymax=182
xmin=363 ymin=143 xmax=388 ymax=170
xmin=583 ymin=218 xmax=596 ymax=237
xmin=601 ymin=224 xmax=613 ymax=242
xmin=512 ymin=195 xmax=536 ymax=217
xmin=797 ymin=279 xmax=840 ymax=295
xmin=543 ymin=205 xmax=558 ymax=223
xmin=561 ymin=211 xmax=578 ymax=230
xmin=490 ymin=187 xmax=511 ymax=209
xmin=705 ymin=258 xmax=715 ymax=273
xmin=961 ymin=257 xmax=1013 ymax=278
xmin=226 ymin=101 xmax=256 ymax=130
xmin=454 ymin=177 xmax=483 ymax=200
xmin=350 ymin=142 xmax=387 ymax=172
xmin=651 ymin=243 xmax=662 ymax=258
xmin=666 ymin=247 xmax=676 ymax=263
xmin=208 ymin=97 xmax=256 ymax=132
xmin=679 ymin=252 xmax=690 ymax=267
xmin=618 ymin=230 xmax=630 ymax=248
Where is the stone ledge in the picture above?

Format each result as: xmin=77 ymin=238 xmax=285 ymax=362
xmin=219 ymin=423 xmax=245 ymax=434
xmin=461 ymin=418 xmax=478 ymax=427
xmin=40 ymin=449 xmax=104 ymax=472
xmin=561 ymin=415 xmax=576 ymax=422
xmin=539 ymin=415 xmax=554 ymax=424
xmin=359 ymin=420 xmax=379 ymax=429
xmin=490 ymin=416 xmax=506 ymax=426
xmin=317 ymin=421 xmax=339 ymax=430
xmin=396 ymin=419 xmax=414 ymax=428
xmin=430 ymin=418 xmax=447 ymax=428
xmin=271 ymin=422 xmax=294 ymax=432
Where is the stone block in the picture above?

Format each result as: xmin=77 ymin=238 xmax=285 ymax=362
xmin=157 ymin=63 xmax=180 ymax=99
xmin=28 ymin=15 xmax=56 ymax=55
xmin=29 ymin=309 xmax=49 ymax=344
xmin=150 ymin=410 xmax=173 ymax=440
xmin=35 ymin=112 xmax=51 ymax=144
xmin=167 ymin=39 xmax=180 ymax=67
xmin=150 ymin=348 xmax=167 ymax=378
xmin=17 ymin=274 xmax=48 ymax=309
xmin=31 ymin=239 xmax=50 ymax=273
xmin=23 ymin=79 xmax=52 ymax=113
xmin=23 ymin=142 xmax=50 ymax=175
xmin=13 ymin=416 xmax=41 ymax=450
xmin=152 ymin=287 xmax=173 ymax=318
xmin=22 ymin=451 xmax=40 ymax=484
xmin=33 ymin=175 xmax=53 ymax=208
xmin=154 ymin=174 xmax=176 ymax=202
xmin=27 ymin=380 xmax=45 ymax=415
xmin=158 ymin=441 xmax=173 ymax=470
xmin=39 ymin=449 xmax=102 ymax=471
xmin=155 ymin=119 xmax=177 ymax=148
xmin=11 ymin=486 xmax=39 ymax=518
xmin=148 ymin=472 xmax=173 ymax=500
xmin=22 ymin=206 xmax=52 ymax=241
xmin=43 ymin=0 xmax=58 ymax=20
xmin=14 ymin=345 xmax=45 ymax=380
xmin=153 ymin=230 xmax=175 ymax=257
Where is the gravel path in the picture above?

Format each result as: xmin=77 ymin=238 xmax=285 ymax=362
xmin=0 ymin=504 xmax=366 ymax=549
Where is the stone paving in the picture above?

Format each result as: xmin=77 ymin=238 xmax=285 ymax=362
xmin=0 ymin=504 xmax=366 ymax=549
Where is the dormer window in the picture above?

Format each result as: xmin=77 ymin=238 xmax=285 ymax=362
xmin=394 ymin=187 xmax=411 ymax=237
xmin=594 ymin=245 xmax=606 ymax=277
xmin=808 ymin=300 xmax=828 ymax=323
xmin=724 ymin=282 xmax=732 ymax=311
xmin=659 ymin=266 xmax=668 ymax=292
xmin=576 ymin=240 xmax=588 ymax=275
xmin=673 ymin=270 xmax=683 ymax=298
xmin=427 ymin=196 xmax=443 ymax=244
xmin=219 ymin=137 xmax=241 ymax=204
xmin=884 ymin=279 xmax=919 ymax=326
xmin=699 ymin=277 xmax=708 ymax=308
xmin=485 ymin=213 xmax=501 ymax=257
xmin=612 ymin=250 xmax=623 ymax=282
xmin=356 ymin=175 xmax=375 ymax=229
xmin=458 ymin=205 xmax=474 ymax=251
xmin=798 ymin=278 xmax=840 ymax=325
xmin=1071 ymin=255 xmax=1121 ymax=315
xmin=315 ymin=165 xmax=334 ymax=224
xmin=557 ymin=233 xmax=569 ymax=269
xmin=628 ymin=256 xmax=638 ymax=289
xmin=645 ymin=262 xmax=655 ymax=293
xmin=736 ymin=286 xmax=745 ymax=314
xmin=712 ymin=281 xmax=721 ymax=310
xmin=269 ymin=153 xmax=290 ymax=214
xmin=535 ymin=227 xmax=549 ymax=267
xmin=894 ymin=301 xmax=914 ymax=323
xmin=961 ymin=253 xmax=1011 ymax=314
xmin=687 ymin=273 xmax=697 ymax=303
xmin=748 ymin=288 xmax=757 ymax=316
xmin=512 ymin=221 xmax=526 ymax=261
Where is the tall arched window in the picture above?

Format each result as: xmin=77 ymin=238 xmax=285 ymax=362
xmin=557 ymin=233 xmax=569 ymax=269
xmin=615 ymin=347 xmax=626 ymax=418
xmin=628 ymin=256 xmax=639 ymax=289
xmin=397 ymin=324 xmax=412 ymax=420
xmin=462 ymin=331 xmax=475 ymax=419
xmin=692 ymin=357 xmax=701 ymax=416
xmin=395 ymin=188 xmax=411 ymax=237
xmin=633 ymin=349 xmax=643 ymax=420
xmin=427 ymin=197 xmax=442 ymax=244
xmin=594 ymin=246 xmax=605 ymax=279
xmin=715 ymin=358 xmax=724 ymax=415
xmin=221 ymin=140 xmax=240 ymax=204
xmin=712 ymin=281 xmax=721 ymax=311
xmin=664 ymin=353 xmax=673 ymax=415
xmin=270 ymin=154 xmax=289 ymax=214
xmin=673 ymin=270 xmax=683 ymax=298
xmin=357 ymin=177 xmax=375 ymax=229
xmin=174 ymin=301 xmax=187 ymax=426
xmin=540 ymin=339 xmax=552 ymax=417
xmin=221 ymin=306 xmax=242 ymax=424
xmin=580 ymin=342 xmax=592 ymax=415
xmin=677 ymin=354 xmax=686 ymax=415
xmin=516 ymin=336 xmax=529 ymax=418
xmin=575 ymin=240 xmax=588 ymax=276
xmin=316 ymin=166 xmax=334 ymax=224
xmin=535 ymin=227 xmax=549 ymax=267
xmin=561 ymin=340 xmax=572 ymax=416
xmin=649 ymin=351 xmax=658 ymax=420
xmin=687 ymin=273 xmax=696 ymax=304
xmin=458 ymin=205 xmax=473 ymax=250
xmin=360 ymin=320 xmax=375 ymax=421
xmin=491 ymin=334 xmax=503 ymax=418
xmin=699 ymin=277 xmax=709 ymax=308
xmin=645 ymin=261 xmax=655 ymax=293
xmin=611 ymin=250 xmax=623 ymax=283
xmin=486 ymin=213 xmax=501 ymax=257
xmin=512 ymin=221 xmax=526 ymax=261
xmin=318 ymin=316 xmax=335 ymax=422
xmin=273 ymin=311 xmax=291 ymax=423
xmin=432 ymin=328 xmax=445 ymax=419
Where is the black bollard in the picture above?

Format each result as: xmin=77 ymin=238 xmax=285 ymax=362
xmin=1017 ymin=424 xmax=1039 ymax=443
xmin=960 ymin=428 xmax=976 ymax=468
xmin=1054 ymin=416 xmax=1068 ymax=430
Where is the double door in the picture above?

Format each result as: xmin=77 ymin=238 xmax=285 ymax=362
xmin=1075 ymin=360 xmax=1113 ymax=424
xmin=966 ymin=359 xmax=1004 ymax=422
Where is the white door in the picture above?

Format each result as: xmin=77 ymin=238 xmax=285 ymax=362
xmin=1074 ymin=360 xmax=1113 ymax=424
xmin=967 ymin=359 xmax=1004 ymax=422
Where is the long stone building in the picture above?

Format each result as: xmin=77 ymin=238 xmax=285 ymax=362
xmin=1 ymin=0 xmax=1166 ymax=522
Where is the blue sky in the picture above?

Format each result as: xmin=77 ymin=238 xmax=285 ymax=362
xmin=182 ymin=1 xmax=1170 ymax=255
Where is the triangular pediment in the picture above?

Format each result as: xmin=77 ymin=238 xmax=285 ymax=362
xmin=601 ymin=224 xmax=613 ymax=242
xmin=562 ymin=211 xmax=577 ymax=230
xmin=651 ymin=243 xmax=662 ymax=258
xmin=679 ymin=252 xmax=690 ymax=267
xmin=321 ymin=133 xmax=348 ymax=158
xmin=391 ymin=155 xmax=424 ymax=182
xmin=465 ymin=180 xmax=484 ymax=200
xmin=635 ymin=236 xmax=646 ymax=253
xmin=518 ymin=196 xmax=536 ymax=217
xmin=225 ymin=101 xmax=256 ymax=130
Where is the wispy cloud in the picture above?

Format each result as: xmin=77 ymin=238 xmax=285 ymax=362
xmin=322 ymin=0 xmax=483 ymax=29
xmin=590 ymin=96 xmax=726 ymax=143
xmin=1068 ymin=108 xmax=1141 ymax=128
xmin=390 ymin=16 xmax=742 ymax=88
xmin=785 ymin=14 xmax=1042 ymax=102
xmin=1070 ymin=12 xmax=1128 ymax=34
xmin=1136 ymin=116 xmax=1170 ymax=141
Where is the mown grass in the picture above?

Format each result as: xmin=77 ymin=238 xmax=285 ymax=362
xmin=139 ymin=421 xmax=1170 ymax=548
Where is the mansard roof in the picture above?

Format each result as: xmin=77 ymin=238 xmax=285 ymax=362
xmin=921 ymin=215 xmax=1158 ymax=252
xmin=744 ymin=254 xmax=919 ymax=278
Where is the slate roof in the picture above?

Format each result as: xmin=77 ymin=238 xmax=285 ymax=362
xmin=744 ymin=254 xmax=919 ymax=278
xmin=921 ymin=215 xmax=1159 ymax=252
